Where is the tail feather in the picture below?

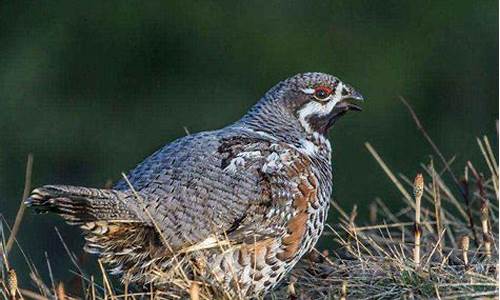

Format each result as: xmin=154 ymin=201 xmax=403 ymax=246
xmin=26 ymin=185 xmax=139 ymax=224
xmin=26 ymin=185 xmax=170 ymax=284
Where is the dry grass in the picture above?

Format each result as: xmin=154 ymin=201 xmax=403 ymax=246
xmin=0 ymin=104 xmax=498 ymax=299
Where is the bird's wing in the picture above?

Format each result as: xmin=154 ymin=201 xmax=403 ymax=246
xmin=113 ymin=129 xmax=319 ymax=254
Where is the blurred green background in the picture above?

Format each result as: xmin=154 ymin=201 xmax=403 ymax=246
xmin=1 ymin=0 xmax=497 ymax=287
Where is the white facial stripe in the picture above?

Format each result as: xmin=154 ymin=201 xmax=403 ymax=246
xmin=298 ymin=82 xmax=345 ymax=133
xmin=298 ymin=100 xmax=333 ymax=133
xmin=334 ymin=82 xmax=344 ymax=102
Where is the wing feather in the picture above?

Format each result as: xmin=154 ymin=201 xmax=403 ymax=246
xmin=113 ymin=129 xmax=320 ymax=259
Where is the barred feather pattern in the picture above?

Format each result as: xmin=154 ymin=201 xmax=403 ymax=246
xmin=27 ymin=185 xmax=142 ymax=224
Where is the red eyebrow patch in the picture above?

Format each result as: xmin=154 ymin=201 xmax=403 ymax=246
xmin=314 ymin=86 xmax=333 ymax=95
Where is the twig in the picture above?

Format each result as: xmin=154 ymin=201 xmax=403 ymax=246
xmin=44 ymin=252 xmax=56 ymax=296
xmin=430 ymin=161 xmax=444 ymax=254
xmin=19 ymin=288 xmax=49 ymax=300
xmin=98 ymin=259 xmax=116 ymax=300
xmin=6 ymin=154 xmax=34 ymax=254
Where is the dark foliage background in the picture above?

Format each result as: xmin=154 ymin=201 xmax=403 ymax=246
xmin=0 ymin=0 xmax=497 ymax=285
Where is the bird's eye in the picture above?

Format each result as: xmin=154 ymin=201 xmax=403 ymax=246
xmin=313 ymin=86 xmax=332 ymax=101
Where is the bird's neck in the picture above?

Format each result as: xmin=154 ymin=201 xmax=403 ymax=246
xmin=236 ymin=100 xmax=331 ymax=160
xmin=238 ymin=97 xmax=305 ymax=143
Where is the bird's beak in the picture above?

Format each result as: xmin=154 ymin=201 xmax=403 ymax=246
xmin=338 ymin=83 xmax=364 ymax=111
xmin=325 ymin=84 xmax=364 ymax=128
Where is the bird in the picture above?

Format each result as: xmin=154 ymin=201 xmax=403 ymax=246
xmin=26 ymin=72 xmax=363 ymax=298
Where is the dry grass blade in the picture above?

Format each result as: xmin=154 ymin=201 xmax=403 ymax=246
xmin=365 ymin=142 xmax=414 ymax=208
xmin=430 ymin=161 xmax=444 ymax=255
xmin=19 ymin=288 xmax=49 ymax=300
xmin=98 ymin=259 xmax=116 ymax=300
xmin=6 ymin=154 xmax=33 ymax=254
xmin=477 ymin=137 xmax=497 ymax=181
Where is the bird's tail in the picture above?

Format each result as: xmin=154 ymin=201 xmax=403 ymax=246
xmin=26 ymin=185 xmax=139 ymax=225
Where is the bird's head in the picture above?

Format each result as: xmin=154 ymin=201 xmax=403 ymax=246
xmin=279 ymin=72 xmax=364 ymax=135
xmin=241 ymin=72 xmax=364 ymax=138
